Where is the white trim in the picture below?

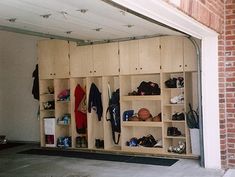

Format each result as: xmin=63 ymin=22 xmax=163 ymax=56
xmin=112 ymin=0 xmax=221 ymax=169
xmin=201 ymin=36 xmax=221 ymax=169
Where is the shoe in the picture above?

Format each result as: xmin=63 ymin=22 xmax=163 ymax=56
xmin=154 ymin=140 xmax=163 ymax=148
xmin=165 ymin=78 xmax=177 ymax=88
xmin=152 ymin=113 xmax=161 ymax=122
xmin=95 ymin=139 xmax=100 ymax=148
xmin=177 ymin=77 xmax=184 ymax=88
xmin=167 ymin=127 xmax=182 ymax=136
xmin=76 ymin=136 xmax=82 ymax=148
xmin=81 ymin=136 xmax=87 ymax=148
xmin=172 ymin=112 xmax=185 ymax=120
xmin=168 ymin=141 xmax=186 ymax=154
xmin=170 ymin=94 xmax=184 ymax=104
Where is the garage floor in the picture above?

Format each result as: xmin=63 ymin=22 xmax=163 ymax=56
xmin=0 ymin=143 xmax=224 ymax=177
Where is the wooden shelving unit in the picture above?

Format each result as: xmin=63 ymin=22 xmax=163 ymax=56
xmin=38 ymin=36 xmax=198 ymax=158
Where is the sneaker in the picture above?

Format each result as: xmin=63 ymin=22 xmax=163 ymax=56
xmin=154 ymin=139 xmax=163 ymax=148
xmin=170 ymin=94 xmax=184 ymax=104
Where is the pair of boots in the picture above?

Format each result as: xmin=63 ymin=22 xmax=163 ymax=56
xmin=95 ymin=139 xmax=104 ymax=149
xmin=76 ymin=136 xmax=87 ymax=148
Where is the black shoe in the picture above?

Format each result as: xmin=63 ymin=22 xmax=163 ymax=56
xmin=76 ymin=136 xmax=82 ymax=148
xmin=172 ymin=112 xmax=185 ymax=121
xmin=81 ymin=136 xmax=87 ymax=148
xmin=95 ymin=139 xmax=100 ymax=148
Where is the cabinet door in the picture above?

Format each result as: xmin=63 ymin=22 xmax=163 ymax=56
xmin=184 ymin=38 xmax=197 ymax=72
xmin=139 ymin=37 xmax=161 ymax=74
xmin=92 ymin=44 xmax=105 ymax=76
xmin=70 ymin=43 xmax=93 ymax=77
xmin=119 ymin=40 xmax=139 ymax=75
xmin=160 ymin=36 xmax=183 ymax=73
xmin=53 ymin=40 xmax=70 ymax=78
xmin=103 ymin=42 xmax=119 ymax=76
xmin=38 ymin=40 xmax=54 ymax=79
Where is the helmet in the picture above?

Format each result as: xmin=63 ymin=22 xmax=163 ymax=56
xmin=129 ymin=137 xmax=138 ymax=147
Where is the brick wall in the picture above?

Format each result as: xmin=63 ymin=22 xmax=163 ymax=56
xmin=163 ymin=0 xmax=235 ymax=169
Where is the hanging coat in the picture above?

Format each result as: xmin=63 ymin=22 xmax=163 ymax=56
xmin=32 ymin=64 xmax=39 ymax=100
xmin=74 ymin=84 xmax=87 ymax=134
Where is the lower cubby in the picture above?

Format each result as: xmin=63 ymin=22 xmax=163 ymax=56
xmin=164 ymin=137 xmax=187 ymax=155
xmin=121 ymin=126 xmax=163 ymax=153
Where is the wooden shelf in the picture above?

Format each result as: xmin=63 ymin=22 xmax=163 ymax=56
xmin=122 ymin=146 xmax=164 ymax=154
xmin=164 ymin=136 xmax=186 ymax=139
xmin=163 ymin=103 xmax=184 ymax=107
xmin=164 ymin=119 xmax=185 ymax=123
xmin=40 ymin=109 xmax=55 ymax=112
xmin=162 ymin=88 xmax=184 ymax=91
xmin=122 ymin=121 xmax=162 ymax=127
xmin=121 ymin=95 xmax=161 ymax=101
xmin=56 ymin=100 xmax=70 ymax=103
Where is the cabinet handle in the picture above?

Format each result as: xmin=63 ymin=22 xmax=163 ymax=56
xmin=54 ymin=73 xmax=56 ymax=75
xmin=140 ymin=67 xmax=143 ymax=70
xmin=179 ymin=65 xmax=182 ymax=67
xmin=185 ymin=64 xmax=188 ymax=67
xmin=135 ymin=68 xmax=138 ymax=70
xmin=50 ymin=73 xmax=52 ymax=75
xmin=90 ymin=71 xmax=92 ymax=73
xmin=94 ymin=70 xmax=96 ymax=73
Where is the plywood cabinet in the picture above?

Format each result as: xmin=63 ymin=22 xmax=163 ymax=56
xmin=139 ymin=37 xmax=161 ymax=74
xmin=119 ymin=38 xmax=160 ymax=75
xmin=70 ymin=42 xmax=119 ymax=77
xmin=93 ymin=42 xmax=119 ymax=76
xmin=38 ymin=36 xmax=198 ymax=158
xmin=119 ymin=40 xmax=139 ymax=75
xmin=38 ymin=40 xmax=69 ymax=79
xmin=70 ymin=43 xmax=93 ymax=77
xmin=160 ymin=36 xmax=184 ymax=73
xmin=38 ymin=40 xmax=55 ymax=79
xmin=184 ymin=38 xmax=197 ymax=72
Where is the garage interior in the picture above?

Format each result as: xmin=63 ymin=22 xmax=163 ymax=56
xmin=0 ymin=0 xmax=224 ymax=176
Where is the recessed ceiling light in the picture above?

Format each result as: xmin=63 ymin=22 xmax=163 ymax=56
xmin=7 ymin=18 xmax=16 ymax=22
xmin=66 ymin=31 xmax=72 ymax=34
xmin=77 ymin=9 xmax=88 ymax=13
xmin=125 ymin=24 xmax=134 ymax=28
xmin=93 ymin=28 xmax=102 ymax=32
xmin=40 ymin=14 xmax=51 ymax=19
xmin=120 ymin=10 xmax=126 ymax=16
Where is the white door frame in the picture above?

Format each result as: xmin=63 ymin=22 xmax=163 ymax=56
xmin=112 ymin=0 xmax=221 ymax=169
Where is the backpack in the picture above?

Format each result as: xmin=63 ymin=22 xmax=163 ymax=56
xmin=106 ymin=88 xmax=121 ymax=144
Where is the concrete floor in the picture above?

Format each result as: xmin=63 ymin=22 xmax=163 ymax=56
xmin=0 ymin=144 xmax=225 ymax=177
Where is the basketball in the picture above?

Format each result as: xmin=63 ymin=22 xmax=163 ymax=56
xmin=138 ymin=108 xmax=151 ymax=121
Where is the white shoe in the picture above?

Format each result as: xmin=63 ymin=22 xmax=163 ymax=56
xmin=170 ymin=94 xmax=184 ymax=104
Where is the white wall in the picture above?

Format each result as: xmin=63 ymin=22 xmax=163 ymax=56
xmin=0 ymin=31 xmax=40 ymax=142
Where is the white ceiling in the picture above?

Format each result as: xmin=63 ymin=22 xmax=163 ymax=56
xmin=0 ymin=0 xmax=183 ymax=42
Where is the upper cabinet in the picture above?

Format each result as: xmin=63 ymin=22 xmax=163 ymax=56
xmin=70 ymin=42 xmax=119 ymax=77
xmin=119 ymin=40 xmax=139 ymax=75
xmin=183 ymin=38 xmax=197 ymax=72
xmin=160 ymin=36 xmax=197 ymax=73
xmin=139 ymin=38 xmax=161 ymax=74
xmin=160 ymin=36 xmax=184 ymax=73
xmin=38 ymin=40 xmax=70 ymax=79
xmin=70 ymin=43 xmax=93 ymax=77
xmin=119 ymin=38 xmax=160 ymax=75
xmin=93 ymin=42 xmax=119 ymax=76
